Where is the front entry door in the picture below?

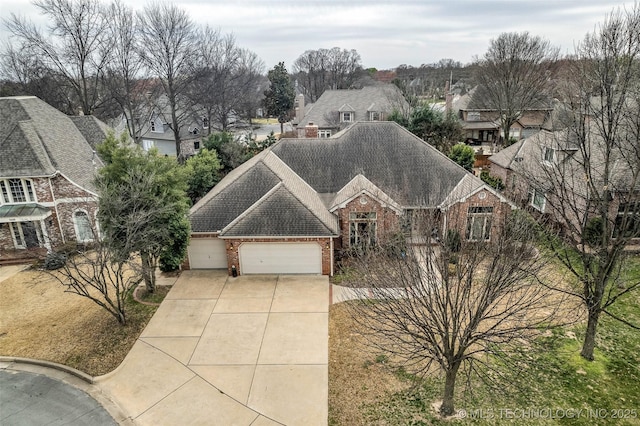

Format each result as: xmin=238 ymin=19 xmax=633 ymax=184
xmin=22 ymin=222 xmax=40 ymax=248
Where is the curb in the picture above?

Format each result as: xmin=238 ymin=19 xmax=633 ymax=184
xmin=0 ymin=356 xmax=94 ymax=383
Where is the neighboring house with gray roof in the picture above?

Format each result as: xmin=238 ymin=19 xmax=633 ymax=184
xmin=295 ymin=85 xmax=409 ymax=138
xmin=187 ymin=121 xmax=514 ymax=276
xmin=489 ymin=124 xmax=640 ymax=238
xmin=0 ymin=96 xmax=108 ymax=264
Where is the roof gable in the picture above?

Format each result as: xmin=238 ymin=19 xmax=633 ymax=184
xmin=330 ymin=174 xmax=402 ymax=213
xmin=0 ymin=96 xmax=106 ymax=192
xmin=221 ymin=184 xmax=337 ymax=237
xmin=190 ymin=160 xmax=281 ymax=232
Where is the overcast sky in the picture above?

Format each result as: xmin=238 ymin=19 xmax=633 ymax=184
xmin=1 ymin=0 xmax=637 ymax=70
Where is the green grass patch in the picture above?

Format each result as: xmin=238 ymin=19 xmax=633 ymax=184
xmin=353 ymin=263 xmax=640 ymax=426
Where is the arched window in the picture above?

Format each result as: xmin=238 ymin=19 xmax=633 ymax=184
xmin=73 ymin=210 xmax=94 ymax=243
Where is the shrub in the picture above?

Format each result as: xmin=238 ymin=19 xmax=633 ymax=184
xmin=43 ymin=252 xmax=66 ymax=270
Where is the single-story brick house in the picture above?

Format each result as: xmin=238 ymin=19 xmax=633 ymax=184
xmin=0 ymin=96 xmax=106 ymax=263
xmin=186 ymin=121 xmax=515 ymax=275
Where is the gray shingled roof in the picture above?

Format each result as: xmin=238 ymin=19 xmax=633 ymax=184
xmin=298 ymin=85 xmax=407 ymax=128
xmin=190 ymin=121 xmax=501 ymax=237
xmin=70 ymin=115 xmax=111 ymax=151
xmin=0 ymin=96 xmax=106 ymax=192
xmin=190 ymin=161 xmax=281 ymax=232
xmin=222 ymin=184 xmax=337 ymax=237
xmin=272 ymin=121 xmax=469 ymax=206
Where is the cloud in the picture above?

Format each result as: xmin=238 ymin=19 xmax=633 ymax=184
xmin=1 ymin=0 xmax=636 ymax=70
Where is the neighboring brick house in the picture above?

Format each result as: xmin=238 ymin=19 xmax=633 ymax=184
xmin=0 ymin=96 xmax=107 ymax=263
xmin=187 ymin=121 xmax=514 ymax=276
xmin=295 ymin=85 xmax=409 ymax=138
xmin=489 ymin=125 xmax=640 ymax=239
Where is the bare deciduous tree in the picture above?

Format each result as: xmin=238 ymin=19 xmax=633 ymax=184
xmin=189 ymin=29 xmax=265 ymax=132
xmin=474 ymin=32 xmax=558 ymax=144
xmin=48 ymin=239 xmax=141 ymax=325
xmin=344 ymin=211 xmax=568 ymax=416
xmin=4 ymin=0 xmax=112 ymax=115
xmin=521 ymin=5 xmax=640 ymax=361
xmin=293 ymin=47 xmax=363 ymax=102
xmin=104 ymin=0 xmax=147 ymax=142
xmin=137 ymin=3 xmax=197 ymax=160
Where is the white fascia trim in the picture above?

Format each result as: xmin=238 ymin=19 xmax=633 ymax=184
xmin=56 ymin=171 xmax=99 ymax=197
xmin=0 ymin=210 xmax=53 ymax=223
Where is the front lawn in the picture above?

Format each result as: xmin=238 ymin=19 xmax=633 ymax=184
xmin=0 ymin=269 xmax=161 ymax=376
xmin=329 ymin=259 xmax=640 ymax=425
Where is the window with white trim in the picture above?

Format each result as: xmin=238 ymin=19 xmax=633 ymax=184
xmin=531 ymin=189 xmax=546 ymax=212
xmin=318 ymin=130 xmax=332 ymax=138
xmin=543 ymin=147 xmax=555 ymax=163
xmin=614 ymin=202 xmax=640 ymax=238
xmin=73 ymin=210 xmax=94 ymax=243
xmin=341 ymin=112 xmax=354 ymax=123
xmin=202 ymin=117 xmax=209 ymax=129
xmin=0 ymin=179 xmax=36 ymax=204
xmin=9 ymin=221 xmax=41 ymax=249
xmin=369 ymin=111 xmax=382 ymax=121
xmin=466 ymin=206 xmax=493 ymax=241
xmin=349 ymin=212 xmax=377 ymax=247
xmin=467 ymin=111 xmax=481 ymax=121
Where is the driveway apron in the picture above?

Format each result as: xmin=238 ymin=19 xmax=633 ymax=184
xmin=96 ymin=271 xmax=329 ymax=426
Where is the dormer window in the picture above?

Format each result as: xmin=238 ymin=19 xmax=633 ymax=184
xmin=341 ymin=112 xmax=353 ymax=123
xmin=202 ymin=117 xmax=209 ymax=129
xmin=369 ymin=111 xmax=382 ymax=121
xmin=192 ymin=127 xmax=199 ymax=135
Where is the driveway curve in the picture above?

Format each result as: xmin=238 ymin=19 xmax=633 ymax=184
xmin=97 ymin=271 xmax=329 ymax=426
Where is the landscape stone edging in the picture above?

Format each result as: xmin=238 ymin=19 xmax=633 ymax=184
xmin=0 ymin=356 xmax=94 ymax=383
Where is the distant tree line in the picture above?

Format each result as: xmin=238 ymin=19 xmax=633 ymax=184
xmin=1 ymin=0 xmax=266 ymax=159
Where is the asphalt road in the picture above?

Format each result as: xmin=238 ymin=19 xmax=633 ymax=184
xmin=0 ymin=369 xmax=117 ymax=426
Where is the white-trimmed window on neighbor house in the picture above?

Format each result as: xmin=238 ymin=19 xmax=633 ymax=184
xmin=543 ymin=147 xmax=555 ymax=163
xmin=530 ymin=188 xmax=546 ymax=212
xmin=369 ymin=111 xmax=382 ymax=121
xmin=614 ymin=201 xmax=640 ymax=238
xmin=73 ymin=210 xmax=94 ymax=243
xmin=341 ymin=112 xmax=354 ymax=123
xmin=349 ymin=212 xmax=377 ymax=246
xmin=318 ymin=130 xmax=332 ymax=138
xmin=466 ymin=206 xmax=493 ymax=241
xmin=202 ymin=117 xmax=209 ymax=129
xmin=0 ymin=179 xmax=36 ymax=204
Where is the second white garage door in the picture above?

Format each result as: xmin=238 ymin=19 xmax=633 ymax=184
xmin=239 ymin=242 xmax=322 ymax=274
xmin=188 ymin=238 xmax=228 ymax=269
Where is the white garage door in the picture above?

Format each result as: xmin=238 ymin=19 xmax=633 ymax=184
xmin=188 ymin=238 xmax=227 ymax=269
xmin=239 ymin=242 xmax=322 ymax=274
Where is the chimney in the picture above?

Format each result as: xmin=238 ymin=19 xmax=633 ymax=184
xmin=305 ymin=122 xmax=318 ymax=138
xmin=295 ymin=94 xmax=305 ymax=124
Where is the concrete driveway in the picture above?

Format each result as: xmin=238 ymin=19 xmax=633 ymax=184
xmin=97 ymin=271 xmax=329 ymax=426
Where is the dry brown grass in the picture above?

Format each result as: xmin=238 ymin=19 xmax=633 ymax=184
xmin=0 ymin=268 xmax=159 ymax=376
xmin=329 ymin=303 xmax=410 ymax=425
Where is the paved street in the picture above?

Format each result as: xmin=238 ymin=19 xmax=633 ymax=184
xmin=0 ymin=369 xmax=116 ymax=426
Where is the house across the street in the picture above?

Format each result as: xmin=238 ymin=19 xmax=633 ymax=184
xmin=186 ymin=121 xmax=514 ymax=275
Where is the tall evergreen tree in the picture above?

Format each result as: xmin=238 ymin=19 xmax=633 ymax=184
xmin=263 ymin=62 xmax=295 ymax=134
